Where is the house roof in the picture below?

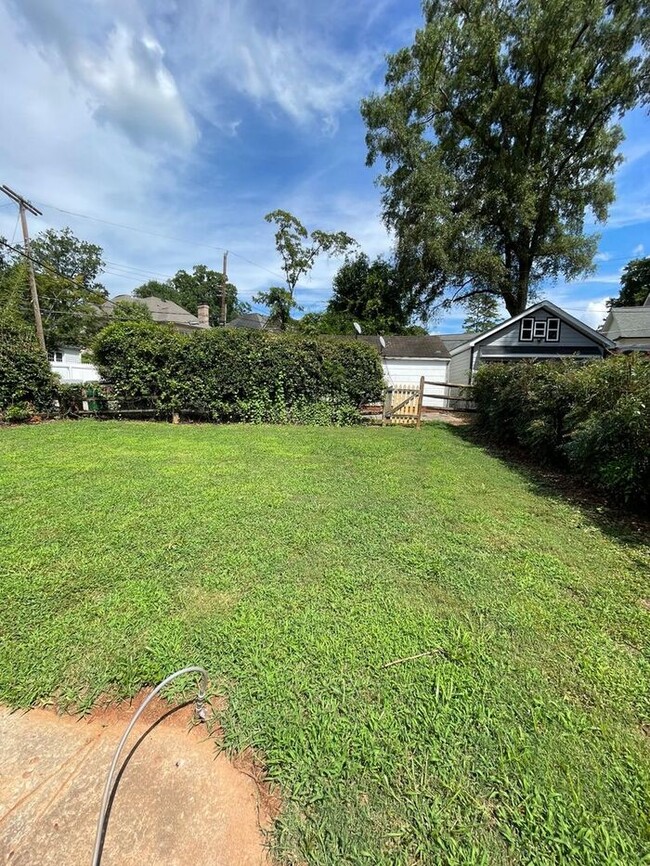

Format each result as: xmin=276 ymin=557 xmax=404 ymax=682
xmin=439 ymin=332 xmax=478 ymax=351
xmin=601 ymin=307 xmax=650 ymax=340
xmin=449 ymin=300 xmax=616 ymax=355
xmin=359 ymin=334 xmax=450 ymax=359
xmin=225 ymin=313 xmax=270 ymax=330
xmin=103 ymin=295 xmax=203 ymax=328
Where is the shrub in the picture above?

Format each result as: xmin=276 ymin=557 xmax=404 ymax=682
xmin=2 ymin=403 xmax=34 ymax=423
xmin=92 ymin=323 xmax=383 ymax=424
xmin=473 ymin=355 xmax=650 ymax=507
xmin=0 ymin=314 xmax=55 ymax=412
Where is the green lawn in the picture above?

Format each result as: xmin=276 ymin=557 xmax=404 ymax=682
xmin=1 ymin=421 xmax=648 ymax=865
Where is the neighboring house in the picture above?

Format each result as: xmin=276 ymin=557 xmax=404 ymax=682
xmin=447 ymin=300 xmax=615 ymax=385
xmin=226 ymin=312 xmax=272 ymax=330
xmin=50 ymin=295 xmax=210 ymax=382
xmin=361 ymin=301 xmax=615 ymax=407
xmin=48 ymin=347 xmax=100 ymax=384
xmin=359 ymin=335 xmax=450 ymax=408
xmin=600 ymin=302 xmax=650 ymax=352
xmin=102 ymin=295 xmax=210 ymax=334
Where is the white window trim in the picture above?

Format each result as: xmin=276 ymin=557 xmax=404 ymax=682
xmin=48 ymin=350 xmax=63 ymax=363
xmin=533 ymin=320 xmax=547 ymax=339
xmin=520 ymin=318 xmax=534 ymax=341
xmin=546 ymin=318 xmax=561 ymax=342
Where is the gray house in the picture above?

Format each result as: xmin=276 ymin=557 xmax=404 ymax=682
xmin=448 ymin=300 xmax=615 ymax=384
xmin=600 ymin=301 xmax=650 ymax=352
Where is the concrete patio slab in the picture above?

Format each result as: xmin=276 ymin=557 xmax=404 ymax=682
xmin=0 ymin=697 xmax=274 ymax=866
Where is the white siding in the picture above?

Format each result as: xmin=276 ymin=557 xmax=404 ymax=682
xmin=50 ymin=349 xmax=99 ymax=383
xmin=382 ymin=358 xmax=449 ymax=407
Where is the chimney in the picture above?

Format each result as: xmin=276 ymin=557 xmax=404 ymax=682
xmin=197 ymin=304 xmax=210 ymax=328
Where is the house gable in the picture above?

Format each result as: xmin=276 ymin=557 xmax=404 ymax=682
xmin=449 ymin=301 xmax=614 ymax=356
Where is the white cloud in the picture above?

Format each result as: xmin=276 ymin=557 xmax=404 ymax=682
xmin=164 ymin=0 xmax=382 ymax=133
xmin=8 ymin=0 xmax=197 ymax=149
xmin=594 ymin=251 xmax=611 ymax=262
xmin=583 ymin=298 xmax=610 ymax=329
xmin=632 ymin=243 xmax=645 ymax=256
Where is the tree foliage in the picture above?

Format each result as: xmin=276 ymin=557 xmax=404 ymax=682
xmin=1 ymin=228 xmax=108 ymax=350
xmin=327 ymin=252 xmax=425 ymax=334
xmin=462 ymin=294 xmax=502 ymax=333
xmin=261 ymin=210 xmax=356 ymax=329
xmin=134 ymin=264 xmax=250 ymax=326
xmin=111 ymin=298 xmax=154 ymax=322
xmin=362 ymin=0 xmax=649 ymax=316
xmin=609 ymin=256 xmax=650 ymax=307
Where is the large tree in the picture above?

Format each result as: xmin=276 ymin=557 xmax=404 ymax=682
xmin=608 ymin=256 xmax=650 ymax=307
xmin=326 ymin=252 xmax=423 ymax=333
xmin=362 ymin=0 xmax=648 ymax=317
xmin=134 ymin=265 xmax=250 ymax=326
xmin=257 ymin=210 xmax=356 ymax=329
xmin=1 ymin=229 xmax=108 ymax=350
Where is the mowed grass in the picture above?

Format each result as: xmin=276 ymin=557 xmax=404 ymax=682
xmin=1 ymin=421 xmax=649 ymax=864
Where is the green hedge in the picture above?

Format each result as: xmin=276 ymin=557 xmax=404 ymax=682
xmin=92 ymin=323 xmax=384 ymax=424
xmin=473 ymin=356 xmax=650 ymax=507
xmin=0 ymin=314 xmax=55 ymax=416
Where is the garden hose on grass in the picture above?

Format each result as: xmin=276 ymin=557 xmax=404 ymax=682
xmin=90 ymin=666 xmax=209 ymax=866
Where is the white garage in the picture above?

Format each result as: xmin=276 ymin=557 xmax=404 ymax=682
xmin=359 ymin=335 xmax=451 ymax=408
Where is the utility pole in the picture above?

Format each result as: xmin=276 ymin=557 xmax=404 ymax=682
xmin=220 ymin=250 xmax=228 ymax=327
xmin=1 ymin=184 xmax=46 ymax=353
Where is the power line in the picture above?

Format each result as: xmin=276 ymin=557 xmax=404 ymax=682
xmin=0 ymin=238 xmax=105 ymax=298
xmin=32 ymin=199 xmax=287 ymax=282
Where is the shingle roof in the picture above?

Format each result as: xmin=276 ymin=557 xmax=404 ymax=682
xmin=104 ymin=295 xmax=202 ymax=327
xmin=225 ymin=313 xmax=270 ymax=330
xmin=439 ymin=332 xmax=478 ymax=351
xmin=359 ymin=335 xmax=450 ymax=359
xmin=602 ymin=307 xmax=650 ymax=340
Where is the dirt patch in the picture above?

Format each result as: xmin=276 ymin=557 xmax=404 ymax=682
xmin=638 ymin=598 xmax=650 ymax=612
xmin=0 ymin=692 xmax=277 ymax=865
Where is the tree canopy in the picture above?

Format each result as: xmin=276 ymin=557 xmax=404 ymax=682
xmin=362 ymin=0 xmax=649 ymax=317
xmin=257 ymin=210 xmax=356 ymax=329
xmin=134 ymin=264 xmax=250 ymax=326
xmin=462 ymin=294 xmax=503 ymax=333
xmin=609 ymin=256 xmax=650 ymax=307
xmin=0 ymin=228 xmax=108 ymax=350
xmin=325 ymin=252 xmax=424 ymax=334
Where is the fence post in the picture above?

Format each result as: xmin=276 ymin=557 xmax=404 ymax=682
xmin=382 ymin=387 xmax=392 ymax=426
xmin=416 ymin=376 xmax=425 ymax=429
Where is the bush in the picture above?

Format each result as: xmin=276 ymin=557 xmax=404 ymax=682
xmin=92 ymin=323 xmax=383 ymax=424
xmin=2 ymin=403 xmax=34 ymax=423
xmin=473 ymin=355 xmax=650 ymax=507
xmin=0 ymin=314 xmax=55 ymax=412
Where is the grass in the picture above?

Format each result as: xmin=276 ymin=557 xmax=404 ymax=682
xmin=1 ymin=419 xmax=649 ymax=865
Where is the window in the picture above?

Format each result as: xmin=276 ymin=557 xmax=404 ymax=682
xmin=533 ymin=320 xmax=547 ymax=339
xmin=546 ymin=318 xmax=560 ymax=341
xmin=47 ymin=350 xmax=63 ymax=363
xmin=520 ymin=318 xmax=534 ymax=341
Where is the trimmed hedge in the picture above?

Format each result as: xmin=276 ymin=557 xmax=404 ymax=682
xmin=473 ymin=355 xmax=650 ymax=508
xmin=0 ymin=314 xmax=55 ymax=416
xmin=92 ymin=323 xmax=384 ymax=424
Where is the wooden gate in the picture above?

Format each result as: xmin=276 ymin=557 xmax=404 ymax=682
xmin=382 ymin=378 xmax=425 ymax=427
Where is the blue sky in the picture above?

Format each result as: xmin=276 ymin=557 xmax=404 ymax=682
xmin=0 ymin=0 xmax=648 ymax=333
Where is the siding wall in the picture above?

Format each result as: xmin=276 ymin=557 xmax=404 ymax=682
xmin=447 ymin=347 xmax=472 ymax=385
xmin=383 ymin=358 xmax=449 ymax=407
xmin=483 ymin=315 xmax=601 ymax=350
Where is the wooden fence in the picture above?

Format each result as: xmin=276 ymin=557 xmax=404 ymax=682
xmin=382 ymin=378 xmax=474 ymax=427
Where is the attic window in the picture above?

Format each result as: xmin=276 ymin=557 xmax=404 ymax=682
xmin=533 ymin=320 xmax=547 ymax=339
xmin=520 ymin=318 xmax=534 ymax=341
xmin=546 ymin=318 xmax=560 ymax=341
xmin=48 ymin=350 xmax=63 ymax=363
